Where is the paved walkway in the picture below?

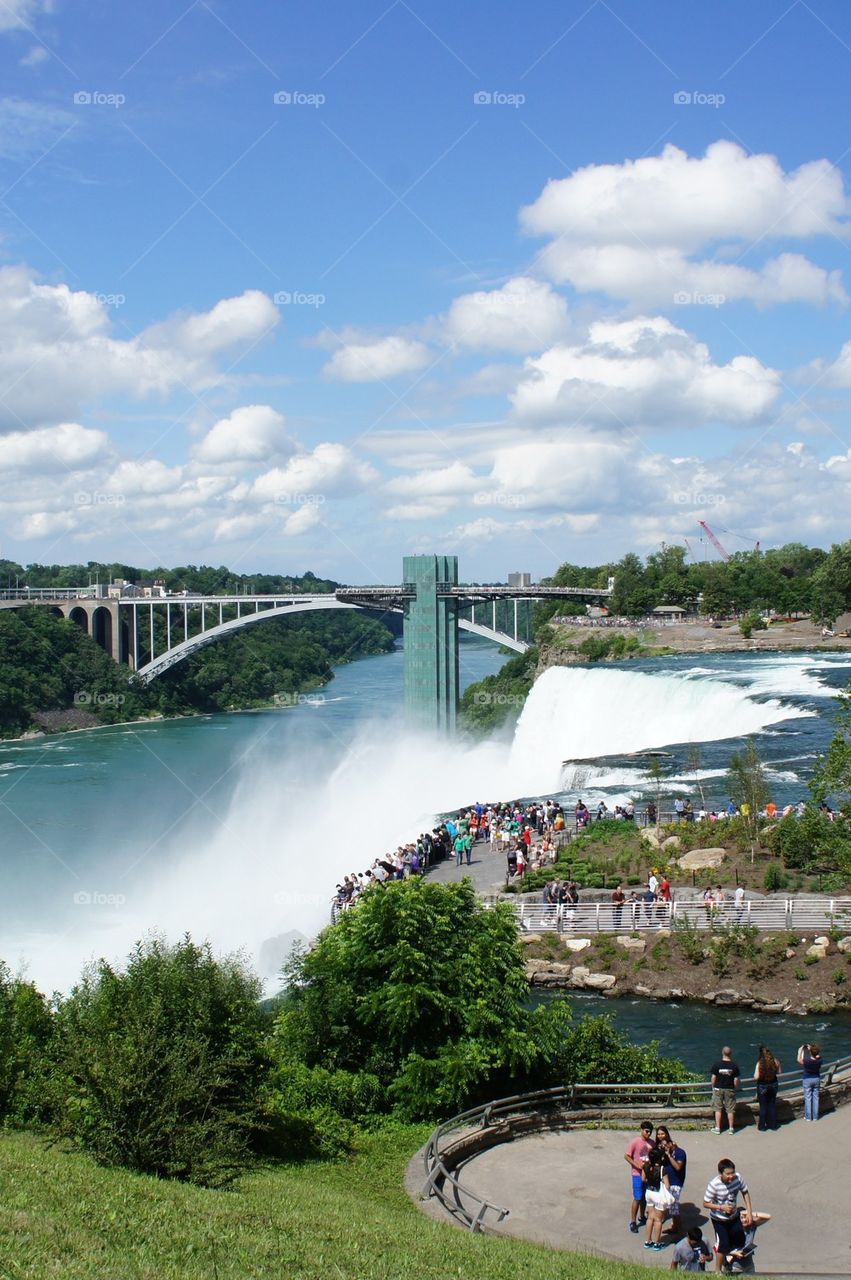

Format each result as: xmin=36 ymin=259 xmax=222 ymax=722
xmin=424 ymin=845 xmax=507 ymax=895
xmin=412 ymin=1107 xmax=851 ymax=1275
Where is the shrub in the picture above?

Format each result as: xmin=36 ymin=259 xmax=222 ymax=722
xmin=52 ymin=937 xmax=267 ymax=1186
xmin=673 ymin=917 xmax=705 ymax=966
xmin=832 ymin=968 xmax=846 ymax=985
xmin=764 ymin=863 xmax=788 ymax=892
xmin=0 ymin=964 xmax=54 ymax=1126
xmin=261 ymin=1059 xmax=384 ymax=1159
xmin=794 ymin=968 xmax=808 ymax=981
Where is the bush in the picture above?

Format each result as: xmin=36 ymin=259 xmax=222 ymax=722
xmin=261 ymin=1059 xmax=384 ymax=1159
xmin=739 ymin=612 xmax=766 ymax=639
xmin=0 ymin=964 xmax=54 ymax=1126
xmin=52 ymin=937 xmax=268 ymax=1186
xmin=764 ymin=863 xmax=788 ymax=892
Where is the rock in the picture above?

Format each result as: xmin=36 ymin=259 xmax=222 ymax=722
xmin=583 ymin=972 xmax=617 ymax=990
xmin=785 ymin=948 xmax=797 ymax=959
xmin=616 ymin=936 xmax=646 ymax=951
xmin=836 ymin=937 xmax=851 ymax=953
xmin=654 ymin=927 xmax=672 ymax=938
xmin=753 ymin=999 xmax=791 ymax=1013
xmin=642 ymin=831 xmax=661 ymax=849
xmin=519 ymin=934 xmax=540 ymax=945
xmin=807 ymin=943 xmax=829 ymax=959
xmin=635 ymin=984 xmax=655 ymax=997
xmin=662 ymin=835 xmax=681 ymax=851
xmin=563 ymin=938 xmax=592 ymax=953
xmin=669 ymin=989 xmax=686 ymax=1000
xmin=714 ymin=990 xmax=754 ymax=1006
xmin=677 ymin=847 xmax=727 ymax=870
xmin=524 ymin=960 xmax=572 ymax=979
xmin=814 ymin=935 xmax=831 ymax=946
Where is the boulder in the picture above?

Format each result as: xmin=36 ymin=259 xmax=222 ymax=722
xmin=616 ymin=936 xmax=646 ymax=951
xmin=524 ymin=960 xmax=571 ymax=979
xmin=753 ymin=999 xmax=791 ymax=1013
xmin=814 ymin=935 xmax=831 ymax=947
xmin=563 ymin=938 xmax=592 ymax=953
xmin=635 ymin=984 xmax=655 ymax=997
xmin=836 ymin=937 xmax=851 ymax=953
xmin=677 ymin=847 xmax=727 ymax=871
xmin=642 ymin=831 xmax=661 ymax=849
xmin=583 ymin=972 xmax=617 ymax=991
xmin=714 ymin=990 xmax=754 ymax=1006
xmin=662 ymin=835 xmax=681 ymax=851
xmin=785 ymin=948 xmax=797 ymax=959
xmin=807 ymin=943 xmax=829 ymax=960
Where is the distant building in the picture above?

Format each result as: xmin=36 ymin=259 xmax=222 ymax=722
xmin=507 ymin=571 xmax=532 ymax=588
xmin=107 ymin=579 xmax=139 ymax=598
xmin=138 ymin=579 xmax=167 ymax=598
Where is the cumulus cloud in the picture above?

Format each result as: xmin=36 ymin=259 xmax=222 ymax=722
xmin=195 ymin=405 xmax=294 ymax=465
xmin=510 ymin=315 xmax=781 ymax=427
xmin=0 ymin=268 xmax=280 ymax=428
xmin=323 ymin=335 xmax=431 ymax=382
xmin=252 ymin=442 xmax=377 ymax=502
xmin=521 ymin=141 xmax=849 ymax=307
xmin=0 ymin=1 xmax=50 ymax=30
xmin=443 ymin=276 xmax=569 ymax=353
xmin=0 ymin=423 xmax=109 ymax=471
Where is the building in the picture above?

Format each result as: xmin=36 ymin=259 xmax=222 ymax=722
xmin=507 ymin=571 xmax=532 ymax=588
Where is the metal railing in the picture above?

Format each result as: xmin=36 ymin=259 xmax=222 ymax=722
xmin=513 ymin=897 xmax=851 ymax=933
xmin=423 ymin=1054 xmax=851 ymax=1232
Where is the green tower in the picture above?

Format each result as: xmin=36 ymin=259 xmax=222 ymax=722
xmin=402 ymin=554 xmax=459 ymax=732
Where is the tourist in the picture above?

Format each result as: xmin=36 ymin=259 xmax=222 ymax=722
xmin=710 ymin=1046 xmax=741 ymax=1135
xmin=797 ymin=1041 xmax=823 ymax=1121
xmin=624 ymin=1121 xmax=654 ymax=1232
xmin=654 ymin=1124 xmax=686 ymax=1236
xmin=684 ymin=799 xmax=694 ymax=822
xmin=703 ymin=1159 xmax=754 ymax=1271
xmin=643 ymin=883 xmax=656 ymax=927
xmin=612 ymin=882 xmax=625 ymax=931
xmin=629 ymin=889 xmax=641 ymax=928
xmin=642 ymin=1147 xmax=672 ymax=1251
xmin=575 ymin=799 xmax=590 ymax=829
xmin=670 ymin=1227 xmax=711 ymax=1271
xmin=453 ymin=830 xmax=466 ymax=866
xmin=734 ymin=884 xmax=745 ymax=922
xmin=753 ymin=1045 xmax=781 ymax=1131
xmin=648 ymin=868 xmax=659 ymax=896
xmin=674 ymin=796 xmax=685 ymax=822
xmin=647 ymin=800 xmax=658 ymax=826
xmin=660 ymin=874 xmax=672 ymax=903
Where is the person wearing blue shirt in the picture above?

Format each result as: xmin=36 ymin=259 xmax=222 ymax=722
xmin=655 ymin=1125 xmax=686 ymax=1237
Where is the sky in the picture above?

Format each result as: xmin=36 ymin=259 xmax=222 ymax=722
xmin=0 ymin=0 xmax=850 ymax=586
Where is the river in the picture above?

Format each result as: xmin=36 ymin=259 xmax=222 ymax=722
xmin=2 ymin=643 xmax=851 ymax=1031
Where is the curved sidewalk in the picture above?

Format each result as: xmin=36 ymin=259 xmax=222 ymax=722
xmin=411 ymin=1107 xmax=851 ymax=1275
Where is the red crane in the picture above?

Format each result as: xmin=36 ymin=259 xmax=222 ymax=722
xmin=698 ymin=520 xmax=731 ymax=562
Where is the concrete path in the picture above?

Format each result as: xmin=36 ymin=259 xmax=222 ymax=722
xmin=412 ymin=1108 xmax=851 ymax=1276
xmin=425 ymin=844 xmax=507 ymax=895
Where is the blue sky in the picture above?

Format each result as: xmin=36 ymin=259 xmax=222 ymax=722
xmin=1 ymin=0 xmax=850 ymax=584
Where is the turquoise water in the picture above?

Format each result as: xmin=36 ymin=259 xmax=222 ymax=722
xmin=1 ymin=643 xmax=850 ymax=996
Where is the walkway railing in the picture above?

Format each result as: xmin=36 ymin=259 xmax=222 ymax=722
xmin=513 ymin=897 xmax=851 ymax=934
xmin=422 ymin=1054 xmax=851 ymax=1232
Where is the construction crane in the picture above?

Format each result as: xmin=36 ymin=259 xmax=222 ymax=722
xmin=698 ymin=520 xmax=731 ymax=562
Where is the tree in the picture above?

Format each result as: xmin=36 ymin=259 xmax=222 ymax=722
xmin=726 ymin=739 xmax=770 ymax=849
xmin=810 ymin=684 xmax=851 ymax=813
xmin=53 ymin=937 xmax=268 ymax=1186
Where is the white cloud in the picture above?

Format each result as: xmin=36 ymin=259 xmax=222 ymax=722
xmin=20 ymin=46 xmax=49 ymax=67
xmin=323 ymin=335 xmax=431 ymax=382
xmin=195 ymin=405 xmax=294 ymax=465
xmin=0 ymin=2 xmax=50 ymax=32
xmin=384 ymin=460 xmax=475 ymax=498
xmin=0 ymin=270 xmax=280 ymax=428
xmin=0 ymin=98 xmax=75 ymax=161
xmin=443 ymin=276 xmax=569 ymax=353
xmin=252 ymin=443 xmax=376 ymax=501
xmin=0 ymin=422 xmax=109 ymax=471
xmin=521 ymin=141 xmax=849 ymax=307
xmin=511 ymin=315 xmax=781 ymax=427
xmin=283 ymin=503 xmax=321 ymax=536
xmin=105 ymin=459 xmax=184 ymax=496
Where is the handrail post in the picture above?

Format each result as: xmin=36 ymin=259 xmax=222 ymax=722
xmin=596 ymin=903 xmax=600 ymax=932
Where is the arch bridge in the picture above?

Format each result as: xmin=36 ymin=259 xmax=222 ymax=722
xmin=0 ymin=556 xmax=611 ymax=729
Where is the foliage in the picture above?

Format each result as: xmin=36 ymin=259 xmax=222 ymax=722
xmin=726 ymin=739 xmax=770 ymax=840
xmin=459 ymin=648 xmax=538 ymax=732
xmin=557 ymin=1013 xmax=688 ymax=1084
xmin=673 ymin=916 xmax=706 ymax=965
xmin=52 ymin=937 xmax=268 ymax=1186
xmin=0 ymin=963 xmax=54 ymax=1126
xmin=764 ymin=862 xmax=788 ymax=891
xmin=739 ymin=612 xmax=766 ymax=639
xmin=769 ymin=808 xmax=851 ymax=875
xmin=261 ymin=1058 xmax=384 ymax=1159
xmin=577 ymin=633 xmax=646 ymax=661
xmin=810 ymin=684 xmax=851 ymax=811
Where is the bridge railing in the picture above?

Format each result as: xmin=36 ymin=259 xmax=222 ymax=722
xmin=422 ymin=1054 xmax=851 ymax=1231
xmin=513 ymin=897 xmax=851 ymax=933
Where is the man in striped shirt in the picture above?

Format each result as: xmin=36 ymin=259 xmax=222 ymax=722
xmin=703 ymin=1159 xmax=754 ymax=1270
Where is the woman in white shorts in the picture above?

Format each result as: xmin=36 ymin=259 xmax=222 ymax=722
xmin=642 ymin=1149 xmax=673 ymax=1251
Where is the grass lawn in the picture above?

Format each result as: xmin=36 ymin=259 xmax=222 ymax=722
xmin=0 ymin=1125 xmax=651 ymax=1280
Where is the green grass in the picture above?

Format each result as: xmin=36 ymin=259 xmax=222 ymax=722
xmin=0 ymin=1126 xmax=652 ymax=1280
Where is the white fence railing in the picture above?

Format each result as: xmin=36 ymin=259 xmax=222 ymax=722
xmin=513 ymin=897 xmax=851 ymax=934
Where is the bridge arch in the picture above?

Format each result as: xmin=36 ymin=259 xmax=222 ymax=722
xmin=135 ymin=599 xmax=527 ymax=683
xmin=67 ymin=606 xmax=89 ymax=633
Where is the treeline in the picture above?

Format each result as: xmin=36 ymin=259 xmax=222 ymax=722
xmin=536 ymin=539 xmax=851 ymax=623
xmin=0 ymin=607 xmax=394 ymax=736
xmin=0 ymin=882 xmax=685 ymax=1187
xmin=0 ymin=559 xmax=339 ymax=596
